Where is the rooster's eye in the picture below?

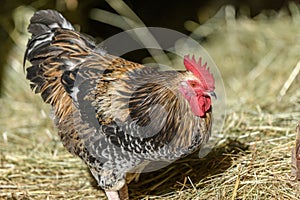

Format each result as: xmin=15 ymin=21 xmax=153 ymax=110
xmin=190 ymin=82 xmax=197 ymax=88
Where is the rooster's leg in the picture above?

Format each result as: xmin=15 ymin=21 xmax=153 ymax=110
xmin=104 ymin=184 xmax=128 ymax=200
xmin=105 ymin=190 xmax=120 ymax=200
xmin=119 ymin=184 xmax=129 ymax=200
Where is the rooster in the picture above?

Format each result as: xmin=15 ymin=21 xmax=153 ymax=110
xmin=24 ymin=10 xmax=216 ymax=200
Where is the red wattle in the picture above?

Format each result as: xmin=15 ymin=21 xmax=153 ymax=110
xmin=190 ymin=95 xmax=211 ymax=117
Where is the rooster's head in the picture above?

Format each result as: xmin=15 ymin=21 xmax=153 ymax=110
xmin=179 ymin=55 xmax=216 ymax=117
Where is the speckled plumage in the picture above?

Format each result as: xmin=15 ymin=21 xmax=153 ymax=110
xmin=24 ymin=10 xmax=214 ymax=200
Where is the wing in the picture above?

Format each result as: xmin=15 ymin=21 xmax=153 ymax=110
xmin=75 ymin=66 xmax=211 ymax=161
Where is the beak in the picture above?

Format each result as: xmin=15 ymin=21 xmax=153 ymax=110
xmin=206 ymin=91 xmax=217 ymax=99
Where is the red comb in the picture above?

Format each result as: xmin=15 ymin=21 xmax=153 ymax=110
xmin=183 ymin=55 xmax=215 ymax=90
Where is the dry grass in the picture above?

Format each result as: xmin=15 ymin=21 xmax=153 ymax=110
xmin=1 ymin=4 xmax=300 ymax=200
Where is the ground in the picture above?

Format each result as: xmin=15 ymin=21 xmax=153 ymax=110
xmin=1 ymin=4 xmax=300 ymax=200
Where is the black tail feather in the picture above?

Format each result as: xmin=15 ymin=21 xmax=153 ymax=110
xmin=24 ymin=10 xmax=77 ymax=106
xmin=28 ymin=9 xmax=74 ymax=37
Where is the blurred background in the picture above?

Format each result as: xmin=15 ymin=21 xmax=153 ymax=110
xmin=0 ymin=0 xmax=299 ymax=96
xmin=2 ymin=0 xmax=300 ymax=108
xmin=1 ymin=0 xmax=300 ymax=199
